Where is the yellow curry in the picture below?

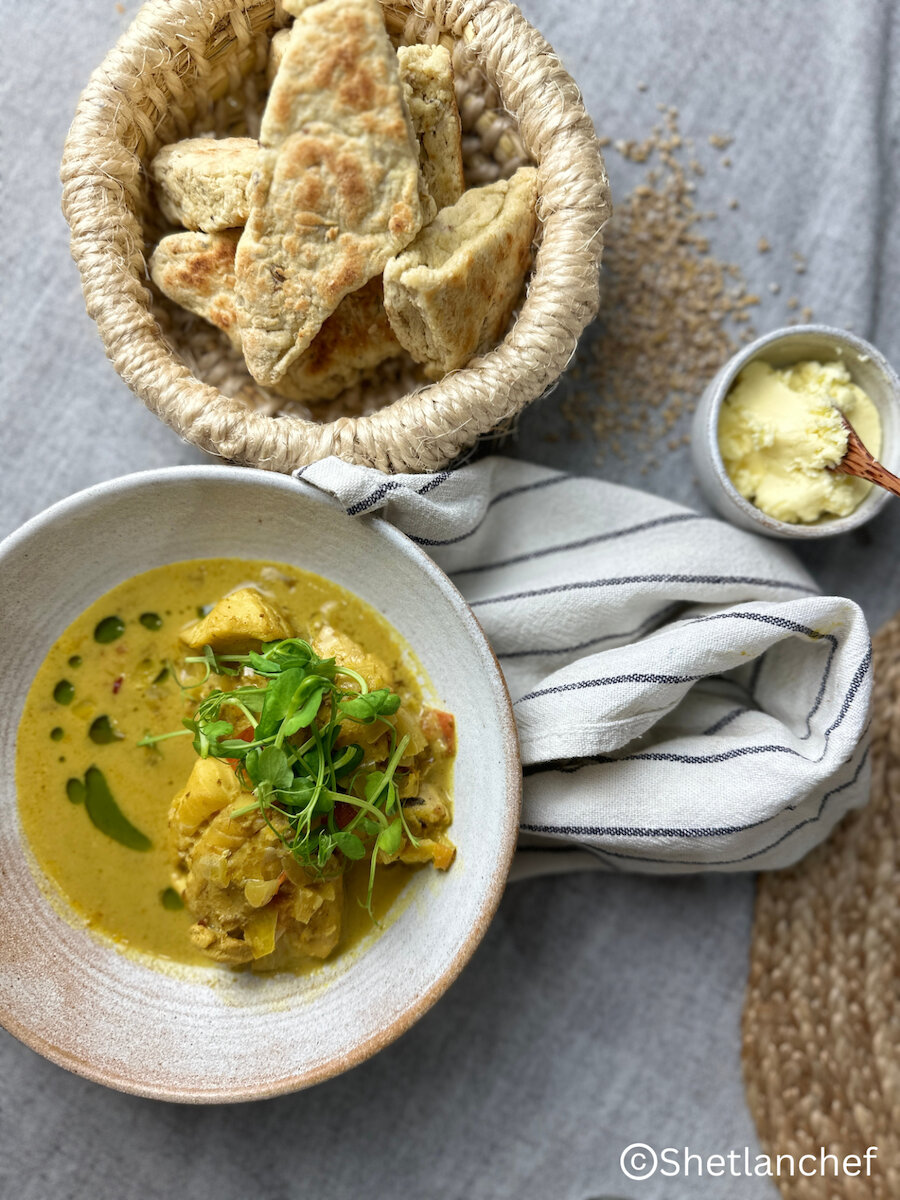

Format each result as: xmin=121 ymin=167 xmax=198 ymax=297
xmin=17 ymin=559 xmax=455 ymax=971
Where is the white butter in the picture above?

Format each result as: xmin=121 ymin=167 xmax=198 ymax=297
xmin=718 ymin=359 xmax=882 ymax=523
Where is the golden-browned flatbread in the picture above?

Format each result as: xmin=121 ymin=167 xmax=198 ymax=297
xmin=267 ymin=27 xmax=290 ymax=88
xmin=382 ymin=166 xmax=538 ymax=377
xmin=150 ymin=232 xmax=400 ymax=403
xmin=270 ymin=276 xmax=401 ymax=403
xmin=397 ymin=44 xmax=465 ymax=210
xmin=149 ymin=230 xmax=243 ymax=348
xmin=149 ymin=138 xmax=258 ymax=232
xmin=269 ymin=26 xmax=438 ymax=227
xmin=270 ymin=36 xmax=463 ymax=212
xmin=235 ymin=0 xmax=424 ymax=386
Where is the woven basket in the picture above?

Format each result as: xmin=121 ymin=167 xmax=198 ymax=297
xmin=60 ymin=0 xmax=610 ymax=473
xmin=743 ymin=611 xmax=900 ymax=1199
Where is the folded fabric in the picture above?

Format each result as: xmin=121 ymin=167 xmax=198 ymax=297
xmin=297 ymin=456 xmax=873 ymax=877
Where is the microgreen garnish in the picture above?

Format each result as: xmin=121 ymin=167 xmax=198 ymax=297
xmin=140 ymin=638 xmax=411 ymax=915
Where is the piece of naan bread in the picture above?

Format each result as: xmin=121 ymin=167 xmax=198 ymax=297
xmin=396 ymin=45 xmax=464 ymax=210
xmin=383 ymin=166 xmax=538 ymax=377
xmin=150 ymin=37 xmax=458 ymax=241
xmin=272 ymin=275 xmax=400 ymax=404
xmin=234 ymin=0 xmax=424 ymax=386
xmin=150 ymin=230 xmax=244 ymax=349
xmin=267 ymin=27 xmax=290 ymax=88
xmin=149 ymin=138 xmax=258 ymax=233
xmin=150 ymin=231 xmax=400 ymax=403
xmin=270 ymin=35 xmax=463 ymax=211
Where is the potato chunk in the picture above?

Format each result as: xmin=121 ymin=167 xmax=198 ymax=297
xmin=169 ymin=761 xmax=343 ymax=967
xmin=180 ymin=587 xmax=293 ymax=654
xmin=180 ymin=803 xmax=343 ymax=966
xmin=311 ymin=624 xmax=392 ymax=691
xmin=374 ymin=777 xmax=456 ymax=871
xmin=169 ymin=757 xmax=242 ymax=861
xmin=396 ymin=781 xmax=455 ymax=870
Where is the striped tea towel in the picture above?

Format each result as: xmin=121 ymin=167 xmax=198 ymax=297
xmin=296 ymin=456 xmax=872 ymax=877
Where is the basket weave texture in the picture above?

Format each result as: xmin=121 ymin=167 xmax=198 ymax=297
xmin=743 ymin=611 xmax=900 ymax=1200
xmin=61 ymin=0 xmax=611 ymax=473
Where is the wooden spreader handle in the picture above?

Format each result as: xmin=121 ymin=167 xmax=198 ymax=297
xmin=831 ymin=415 xmax=900 ymax=501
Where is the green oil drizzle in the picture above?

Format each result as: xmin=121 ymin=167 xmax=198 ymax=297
xmin=139 ymin=612 xmax=163 ymax=631
xmin=94 ymin=616 xmax=125 ymax=644
xmin=72 ymin=766 xmax=152 ymax=850
xmin=53 ymin=680 xmax=75 ymax=705
xmin=88 ymin=715 xmax=124 ymax=745
xmin=66 ymin=778 xmax=86 ymax=805
xmin=68 ymin=655 xmax=82 ymax=668
xmin=160 ymin=887 xmax=184 ymax=911
xmin=50 ymin=727 xmax=64 ymax=742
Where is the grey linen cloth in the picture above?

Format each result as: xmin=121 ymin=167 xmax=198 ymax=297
xmin=0 ymin=4 xmax=896 ymax=1198
xmin=298 ymin=455 xmax=873 ymax=876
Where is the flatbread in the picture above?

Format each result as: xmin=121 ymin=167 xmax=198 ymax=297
xmin=269 ymin=26 xmax=438 ymax=225
xmin=383 ymin=166 xmax=538 ymax=377
xmin=270 ymin=37 xmax=463 ymax=211
xmin=397 ymin=44 xmax=465 ymax=210
xmin=235 ymin=0 xmax=424 ymax=385
xmin=267 ymin=28 xmax=290 ymax=89
xmin=149 ymin=138 xmax=257 ymax=232
xmin=150 ymin=232 xmax=400 ymax=403
xmin=270 ymin=276 xmax=401 ymax=403
xmin=149 ymin=230 xmax=243 ymax=348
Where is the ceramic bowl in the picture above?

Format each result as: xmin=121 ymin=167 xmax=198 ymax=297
xmin=692 ymin=324 xmax=900 ymax=538
xmin=0 ymin=467 xmax=521 ymax=1101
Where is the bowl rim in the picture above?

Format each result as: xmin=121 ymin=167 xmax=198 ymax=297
xmin=697 ymin=323 xmax=899 ymax=539
xmin=0 ymin=464 xmax=523 ymax=1101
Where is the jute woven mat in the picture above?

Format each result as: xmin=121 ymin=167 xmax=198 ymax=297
xmin=743 ymin=612 xmax=900 ymax=1200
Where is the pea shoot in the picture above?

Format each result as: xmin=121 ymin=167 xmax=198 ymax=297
xmin=139 ymin=637 xmax=419 ymax=915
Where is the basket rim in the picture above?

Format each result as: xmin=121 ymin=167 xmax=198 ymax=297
xmin=60 ymin=0 xmax=611 ymax=473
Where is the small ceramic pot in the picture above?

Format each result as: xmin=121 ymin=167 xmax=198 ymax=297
xmin=692 ymin=324 xmax=900 ymax=539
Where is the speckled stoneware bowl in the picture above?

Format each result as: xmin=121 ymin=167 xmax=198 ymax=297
xmin=692 ymin=324 xmax=900 ymax=539
xmin=0 ymin=467 xmax=520 ymax=1101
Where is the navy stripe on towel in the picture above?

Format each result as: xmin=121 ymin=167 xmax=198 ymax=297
xmin=410 ymin=473 xmax=572 ymax=547
xmin=453 ymin=513 xmax=704 ymax=576
xmin=520 ymin=739 xmax=870 ymax=864
xmin=345 ymin=471 xmax=453 ymax=517
xmin=471 ymin=574 xmax=815 ymax=609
